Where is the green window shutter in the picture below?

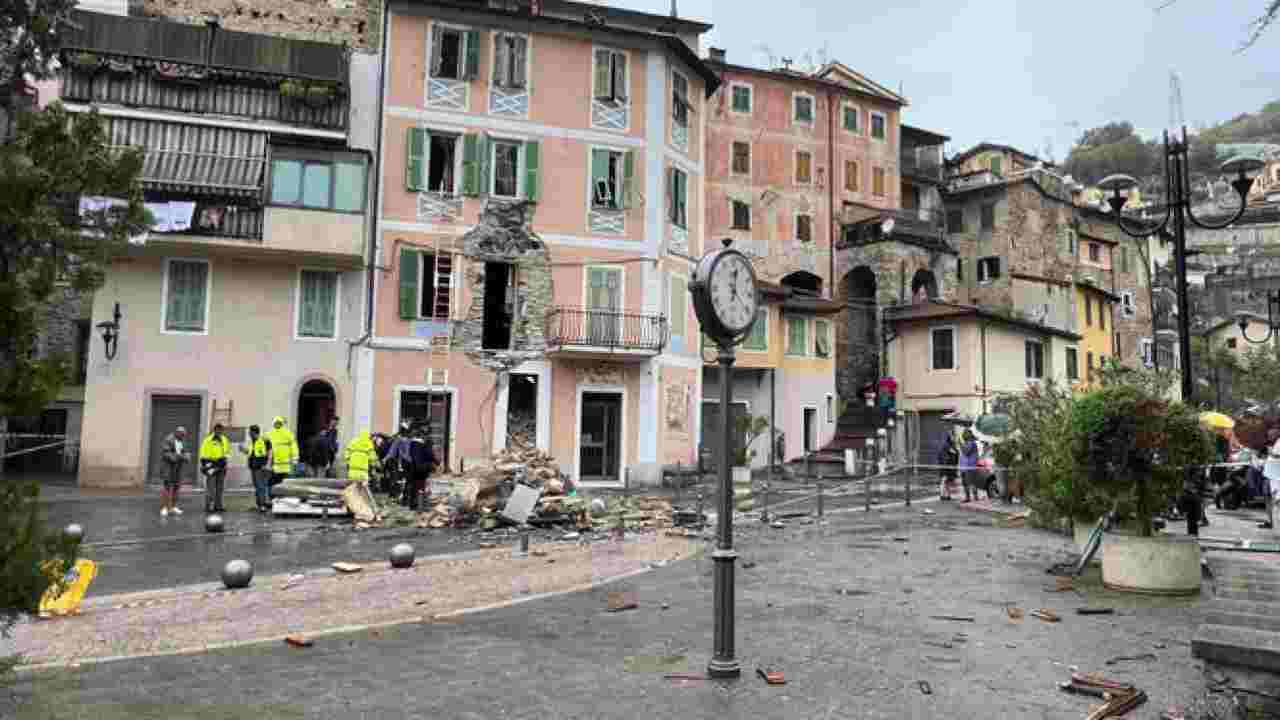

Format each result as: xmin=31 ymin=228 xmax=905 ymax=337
xmin=990 ymin=156 xmax=1002 ymax=175
xmin=189 ymin=262 xmax=208 ymax=330
xmin=524 ymin=139 xmax=540 ymax=202
xmin=612 ymin=52 xmax=627 ymax=101
xmin=621 ymin=150 xmax=635 ymax=209
xmin=591 ymin=149 xmax=610 ymax=206
xmin=399 ymin=248 xmax=419 ymax=319
xmin=169 ymin=261 xmax=208 ymax=331
xmin=166 ymin=262 xmax=185 ymax=330
xmin=464 ymin=30 xmax=480 ymax=79
xmin=593 ymin=49 xmax=611 ymax=99
xmin=665 ymin=167 xmax=674 ymax=223
xmin=299 ymin=271 xmax=317 ymax=336
xmin=493 ymin=34 xmax=509 ymax=86
xmin=461 ymin=134 xmax=479 ymax=196
xmin=406 ymin=127 xmax=426 ymax=192
xmin=316 ymin=272 xmax=337 ymax=337
xmin=477 ymin=134 xmax=491 ymax=196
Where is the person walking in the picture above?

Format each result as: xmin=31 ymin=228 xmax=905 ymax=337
xmin=199 ymin=423 xmax=232 ymax=513
xmin=265 ymin=416 xmax=298 ymax=490
xmin=1182 ymin=466 xmax=1206 ymax=537
xmin=401 ymin=427 xmax=437 ymax=511
xmin=322 ymin=418 xmax=340 ymax=478
xmin=159 ymin=426 xmax=190 ymax=516
xmin=959 ymin=429 xmax=979 ymax=503
xmin=938 ymin=433 xmax=959 ymax=501
xmin=238 ymin=424 xmax=273 ymax=513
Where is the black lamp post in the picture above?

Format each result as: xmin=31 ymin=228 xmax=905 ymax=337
xmin=97 ymin=302 xmax=122 ymax=361
xmin=1099 ymin=127 xmax=1263 ymax=402
xmin=1239 ymin=291 xmax=1280 ymax=348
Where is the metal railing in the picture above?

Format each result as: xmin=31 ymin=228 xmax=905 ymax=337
xmin=545 ymin=306 xmax=668 ymax=352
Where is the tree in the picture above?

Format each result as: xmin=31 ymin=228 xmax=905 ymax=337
xmin=1235 ymin=345 xmax=1280 ymax=405
xmin=0 ymin=482 xmax=77 ymax=643
xmin=1159 ymin=1 xmax=1280 ymax=50
xmin=0 ymin=104 xmax=149 ymax=417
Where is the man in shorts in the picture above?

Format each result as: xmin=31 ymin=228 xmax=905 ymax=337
xmin=160 ymin=426 xmax=190 ymax=516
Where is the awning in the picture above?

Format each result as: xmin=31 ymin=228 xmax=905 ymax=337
xmin=104 ymin=116 xmax=266 ymax=199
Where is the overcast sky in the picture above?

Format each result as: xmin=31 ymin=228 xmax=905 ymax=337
xmin=611 ymin=0 xmax=1280 ymax=160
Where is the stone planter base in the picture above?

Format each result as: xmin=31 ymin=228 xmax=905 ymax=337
xmin=1101 ymin=533 xmax=1201 ymax=596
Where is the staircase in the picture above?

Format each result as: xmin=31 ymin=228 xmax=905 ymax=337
xmin=785 ymin=404 xmax=886 ymax=480
xmin=1193 ymin=555 xmax=1280 ymax=673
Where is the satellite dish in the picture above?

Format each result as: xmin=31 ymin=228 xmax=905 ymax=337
xmin=881 ymin=217 xmax=895 ymax=236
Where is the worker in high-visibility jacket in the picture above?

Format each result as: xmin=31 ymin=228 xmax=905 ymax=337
xmin=198 ymin=423 xmax=231 ymax=513
xmin=344 ymin=429 xmax=379 ymax=483
xmin=265 ymin=416 xmax=298 ymax=490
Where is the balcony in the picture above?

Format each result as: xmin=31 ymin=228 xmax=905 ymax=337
xmin=545 ymin=307 xmax=667 ymax=361
xmin=901 ymin=145 xmax=945 ymax=183
xmin=141 ymin=206 xmax=365 ymax=268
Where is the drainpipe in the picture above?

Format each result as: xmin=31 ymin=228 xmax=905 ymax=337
xmin=980 ymin=320 xmax=988 ymax=414
xmin=348 ymin=1 xmax=391 ymax=369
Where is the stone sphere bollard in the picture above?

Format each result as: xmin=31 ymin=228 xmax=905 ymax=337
xmin=590 ymin=498 xmax=607 ymax=515
xmin=205 ymin=513 xmax=225 ymax=533
xmin=389 ymin=543 xmax=415 ymax=569
xmin=63 ymin=523 xmax=84 ymax=543
xmin=221 ymin=559 xmax=253 ymax=589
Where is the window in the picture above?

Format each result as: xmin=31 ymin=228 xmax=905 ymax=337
xmin=947 ymin=209 xmax=964 ymax=233
xmin=795 ymin=150 xmax=813 ymax=185
xmin=492 ymin=33 xmax=528 ymax=89
xmin=977 ymin=257 xmax=1001 ymax=283
xmin=786 ymin=317 xmax=808 ymax=355
xmin=1065 ymin=347 xmax=1079 ymax=380
xmin=1086 ymin=351 xmax=1094 ymax=381
xmin=430 ymin=26 xmax=477 ymax=81
xmin=271 ymin=156 xmax=366 ymax=212
xmin=667 ymin=167 xmax=688 ymax=228
xmin=989 ymin=155 xmax=1002 ymax=175
xmin=872 ymin=167 xmax=886 ymax=197
xmin=980 ymin=202 xmax=995 ymax=231
xmin=593 ymin=48 xmax=628 ymax=103
xmin=399 ymin=249 xmax=453 ymax=320
xmin=730 ymin=84 xmax=752 ymax=113
xmin=731 ymin=200 xmax=751 ymax=230
xmin=591 ymin=148 xmax=632 ymax=211
xmin=427 ymin=133 xmax=458 ymax=193
xmin=731 ymin=141 xmax=750 ymax=176
xmin=1227 ymin=337 xmax=1238 ymax=350
xmin=669 ymin=276 xmax=687 ymax=340
xmin=844 ymin=159 xmax=859 ymax=192
xmin=793 ymin=93 xmax=814 ymax=124
xmin=1140 ymin=339 xmax=1154 ymax=367
xmin=1121 ymin=291 xmax=1135 ymax=317
xmin=164 ymin=259 xmax=209 ymax=333
xmin=1120 ymin=246 xmax=1130 ymax=274
xmin=930 ymin=327 xmax=956 ymax=370
xmin=491 ymin=140 xmax=521 ymax=198
xmin=298 ymin=270 xmax=339 ymax=339
xmin=672 ymin=70 xmax=690 ymax=129
xmin=795 ymin=214 xmax=813 ymax=243
xmin=1085 ymin=295 xmax=1093 ymax=326
xmin=1066 ymin=229 xmax=1077 ymax=255
xmin=842 ymin=104 xmax=860 ymax=133
xmin=1088 ymin=242 xmax=1100 ymax=262
xmin=1025 ymin=340 xmax=1044 ymax=379
xmin=743 ymin=309 xmax=767 ymax=351
xmin=482 ymin=262 xmax=516 ymax=350
xmin=815 ymin=320 xmax=831 ymax=357
xmin=870 ymin=112 xmax=886 ymax=140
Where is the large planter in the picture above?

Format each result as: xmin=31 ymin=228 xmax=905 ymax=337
xmin=1101 ymin=533 xmax=1202 ymax=596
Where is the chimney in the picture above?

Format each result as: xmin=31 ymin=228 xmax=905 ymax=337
xmin=708 ymin=47 xmax=725 ymax=63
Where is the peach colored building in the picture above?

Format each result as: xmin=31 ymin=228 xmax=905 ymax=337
xmin=365 ymin=0 xmax=717 ymax=486
xmin=69 ymin=11 xmax=379 ymax=488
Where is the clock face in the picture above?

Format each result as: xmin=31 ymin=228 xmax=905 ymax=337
xmin=709 ymin=251 xmax=758 ymax=335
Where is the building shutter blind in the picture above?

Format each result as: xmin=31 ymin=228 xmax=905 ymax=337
xmin=429 ymin=25 xmax=444 ymax=77
xmin=463 ymin=31 xmax=480 ymax=79
xmin=477 ymin=134 xmax=491 ymax=195
xmin=524 ymin=139 xmax=540 ymax=202
xmin=493 ymin=34 xmax=510 ymax=87
xmin=611 ymin=52 xmax=627 ymax=101
xmin=593 ymin=49 xmax=611 ymax=99
xmin=406 ymin=127 xmax=426 ymax=192
xmin=461 ymin=133 xmax=479 ymax=196
xmin=621 ymin=150 xmax=635 ymax=209
xmin=591 ymin=149 xmax=610 ymax=205
xmin=314 ymin=272 xmax=337 ymax=337
xmin=399 ymin=248 xmax=418 ymax=319
xmin=510 ymin=35 xmax=528 ymax=88
xmin=299 ymin=271 xmax=318 ymax=335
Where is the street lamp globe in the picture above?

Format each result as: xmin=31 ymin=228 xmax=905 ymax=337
xmin=1221 ymin=155 xmax=1266 ymax=202
xmin=1097 ymin=173 xmax=1140 ymax=215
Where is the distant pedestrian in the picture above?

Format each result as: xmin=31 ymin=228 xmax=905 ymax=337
xmin=199 ymin=423 xmax=231 ymax=513
xmin=159 ymin=426 xmax=190 ymax=517
xmin=402 ymin=428 xmax=437 ymax=511
xmin=238 ymin=424 xmax=273 ymax=513
xmin=1182 ymin=466 xmax=1206 ymax=537
xmin=959 ymin=429 xmax=979 ymax=503
xmin=938 ymin=434 xmax=959 ymax=501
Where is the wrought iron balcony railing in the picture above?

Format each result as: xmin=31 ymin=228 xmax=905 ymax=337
xmin=545 ymin=306 xmax=668 ymax=353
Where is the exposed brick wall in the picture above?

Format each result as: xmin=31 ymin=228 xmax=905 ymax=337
xmin=137 ymin=0 xmax=382 ymax=50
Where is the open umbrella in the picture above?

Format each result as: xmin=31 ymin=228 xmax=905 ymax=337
xmin=1199 ymin=411 xmax=1236 ymax=431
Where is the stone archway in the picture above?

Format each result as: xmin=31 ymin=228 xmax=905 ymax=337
xmin=837 ymin=266 xmax=879 ymax=401
xmin=781 ymin=270 xmax=823 ymax=296
xmin=910 ymin=268 xmax=939 ymax=301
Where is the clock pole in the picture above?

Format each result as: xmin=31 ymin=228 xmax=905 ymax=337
xmin=708 ymin=343 xmax=741 ymax=679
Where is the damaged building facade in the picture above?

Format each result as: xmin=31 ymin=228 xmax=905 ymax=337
xmin=366 ymin=0 xmax=717 ymax=486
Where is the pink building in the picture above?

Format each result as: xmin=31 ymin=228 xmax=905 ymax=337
xmin=365 ymin=0 xmax=717 ymax=486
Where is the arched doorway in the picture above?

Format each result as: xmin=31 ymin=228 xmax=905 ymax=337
xmin=296 ymin=379 xmax=336 ymax=453
xmin=837 ymin=266 xmax=880 ymax=401
xmin=845 ymin=266 xmax=877 ymax=344
xmin=910 ymin=269 xmax=939 ymax=301
xmin=781 ymin=270 xmax=823 ymax=297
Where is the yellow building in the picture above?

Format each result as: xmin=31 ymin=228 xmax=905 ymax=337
xmin=1074 ymin=283 xmax=1118 ymax=388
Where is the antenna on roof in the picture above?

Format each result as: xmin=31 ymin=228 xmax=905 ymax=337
xmin=781 ymin=57 xmax=793 ymax=71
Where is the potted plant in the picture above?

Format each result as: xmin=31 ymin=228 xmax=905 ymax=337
xmin=727 ymin=415 xmax=772 ymax=509
xmin=278 ymin=79 xmax=305 ymax=101
xmin=1070 ymin=378 xmax=1212 ymax=594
